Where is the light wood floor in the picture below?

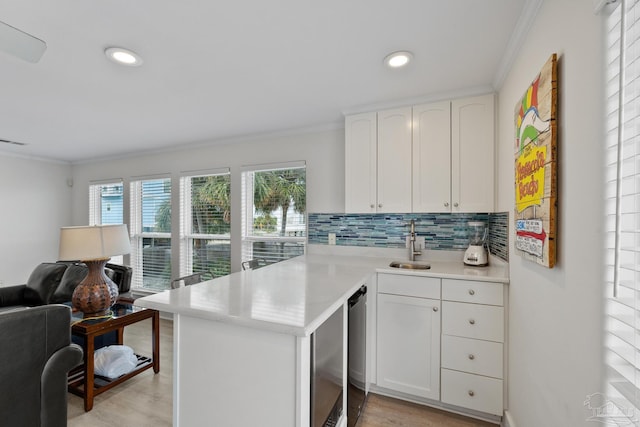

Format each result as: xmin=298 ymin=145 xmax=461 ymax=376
xmin=67 ymin=318 xmax=495 ymax=427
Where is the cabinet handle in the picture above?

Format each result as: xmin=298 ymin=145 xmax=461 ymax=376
xmin=444 ymin=202 xmax=449 ymax=207
xmin=370 ymin=204 xmax=375 ymax=209
xmin=468 ymin=354 xmax=475 ymax=360
xmin=468 ymin=289 xmax=475 ymax=296
xmin=378 ymin=203 xmax=383 ymax=208
xmin=468 ymin=390 xmax=475 ymax=397
xmin=433 ymin=306 xmax=439 ymax=312
xmin=469 ymin=319 xmax=475 ymax=325
xmin=454 ymin=202 xmax=459 ymax=207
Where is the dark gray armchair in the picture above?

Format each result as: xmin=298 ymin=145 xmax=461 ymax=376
xmin=0 ymin=304 xmax=83 ymax=427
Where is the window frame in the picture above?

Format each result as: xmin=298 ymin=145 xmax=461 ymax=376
xmin=179 ymin=168 xmax=231 ymax=280
xmin=130 ymin=175 xmax=172 ymax=291
xmin=89 ymin=179 xmax=125 ymax=264
xmin=241 ymin=161 xmax=307 ymax=267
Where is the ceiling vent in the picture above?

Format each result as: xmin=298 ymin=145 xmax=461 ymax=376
xmin=0 ymin=21 xmax=46 ymax=63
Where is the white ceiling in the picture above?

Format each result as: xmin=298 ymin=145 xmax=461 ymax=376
xmin=0 ymin=0 xmax=530 ymax=163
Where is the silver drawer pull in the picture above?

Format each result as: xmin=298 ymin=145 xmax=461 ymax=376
xmin=468 ymin=390 xmax=475 ymax=397
xmin=433 ymin=307 xmax=439 ymax=312
xmin=468 ymin=354 xmax=475 ymax=360
xmin=378 ymin=203 xmax=383 ymax=208
xmin=370 ymin=204 xmax=375 ymax=208
xmin=469 ymin=319 xmax=476 ymax=325
xmin=468 ymin=289 xmax=475 ymax=296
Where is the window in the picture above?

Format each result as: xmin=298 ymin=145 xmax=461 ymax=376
xmin=180 ymin=170 xmax=231 ymax=280
xmin=242 ymin=163 xmax=306 ymax=267
xmin=130 ymin=177 xmax=172 ymax=291
xmin=604 ymin=0 xmax=640 ymax=422
xmin=89 ymin=180 xmax=124 ymax=263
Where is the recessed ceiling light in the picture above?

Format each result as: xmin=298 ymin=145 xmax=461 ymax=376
xmin=384 ymin=51 xmax=413 ymax=68
xmin=104 ymin=47 xmax=143 ymax=66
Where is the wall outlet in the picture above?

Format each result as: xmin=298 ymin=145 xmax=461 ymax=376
xmin=406 ymin=235 xmax=425 ymax=249
xmin=328 ymin=233 xmax=336 ymax=245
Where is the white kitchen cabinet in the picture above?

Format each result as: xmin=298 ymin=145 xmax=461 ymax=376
xmin=345 ymin=112 xmax=377 ymax=213
xmin=412 ymin=94 xmax=495 ymax=213
xmin=376 ymin=274 xmax=440 ymax=400
xmin=345 ymin=108 xmax=412 ymax=213
xmin=451 ymin=94 xmax=495 ymax=213
xmin=377 ymin=107 xmax=413 ymax=213
xmin=412 ymin=101 xmax=452 ymax=212
xmin=441 ymin=278 xmax=505 ymax=416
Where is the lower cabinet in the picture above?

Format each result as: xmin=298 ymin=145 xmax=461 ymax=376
xmin=376 ymin=277 xmax=441 ymax=400
xmin=441 ymin=369 xmax=503 ymax=416
xmin=374 ymin=273 xmax=507 ymax=420
xmin=441 ymin=279 xmax=505 ymax=416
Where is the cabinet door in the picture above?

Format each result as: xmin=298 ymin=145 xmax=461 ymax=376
xmin=377 ymin=107 xmax=412 ymax=213
xmin=376 ymin=293 xmax=440 ymax=400
xmin=412 ymin=101 xmax=451 ymax=212
xmin=345 ymin=112 xmax=377 ymax=213
xmin=451 ymin=94 xmax=495 ymax=212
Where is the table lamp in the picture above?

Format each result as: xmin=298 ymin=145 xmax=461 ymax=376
xmin=59 ymin=224 xmax=131 ymax=316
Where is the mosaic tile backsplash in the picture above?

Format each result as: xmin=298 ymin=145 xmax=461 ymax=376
xmin=308 ymin=212 xmax=509 ymax=262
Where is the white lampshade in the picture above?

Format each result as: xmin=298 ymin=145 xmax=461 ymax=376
xmin=59 ymin=224 xmax=131 ymax=261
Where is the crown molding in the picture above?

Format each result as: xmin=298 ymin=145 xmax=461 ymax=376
xmin=492 ymin=0 xmax=544 ymax=90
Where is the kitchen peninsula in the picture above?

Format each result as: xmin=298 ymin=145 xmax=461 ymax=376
xmin=135 ymin=248 xmax=509 ymax=427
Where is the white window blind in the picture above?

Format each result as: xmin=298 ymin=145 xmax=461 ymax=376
xmin=605 ymin=0 xmax=640 ymax=422
xmin=179 ymin=171 xmax=230 ymax=279
xmin=130 ymin=177 xmax=172 ymax=291
xmin=241 ymin=164 xmax=306 ymax=268
xmin=89 ymin=180 xmax=124 ymax=264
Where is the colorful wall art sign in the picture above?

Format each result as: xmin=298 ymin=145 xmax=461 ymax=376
xmin=514 ymin=54 xmax=557 ymax=268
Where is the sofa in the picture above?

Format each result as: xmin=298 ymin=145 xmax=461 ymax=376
xmin=0 ymin=261 xmax=133 ymax=312
xmin=0 ymin=304 xmax=83 ymax=427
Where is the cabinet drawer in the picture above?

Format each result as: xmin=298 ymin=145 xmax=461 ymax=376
xmin=442 ymin=301 xmax=504 ymax=342
xmin=378 ymin=274 xmax=440 ymax=299
xmin=442 ymin=279 xmax=503 ymax=306
xmin=441 ymin=335 xmax=503 ymax=379
xmin=441 ymin=368 xmax=503 ymax=416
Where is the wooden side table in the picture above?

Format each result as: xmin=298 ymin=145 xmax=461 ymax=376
xmin=67 ymin=303 xmax=160 ymax=411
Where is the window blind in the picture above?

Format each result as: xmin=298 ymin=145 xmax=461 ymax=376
xmin=179 ymin=172 xmax=231 ymax=279
xmin=89 ymin=180 xmax=124 ymax=264
xmin=605 ymin=0 xmax=640 ymax=421
xmin=130 ymin=177 xmax=172 ymax=291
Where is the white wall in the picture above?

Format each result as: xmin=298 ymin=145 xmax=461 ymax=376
xmin=0 ymin=154 xmax=72 ymax=283
xmin=497 ymin=1 xmax=605 ymax=426
xmin=70 ymin=128 xmax=344 ymax=272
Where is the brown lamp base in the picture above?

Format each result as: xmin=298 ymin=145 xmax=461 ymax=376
xmin=72 ymin=258 xmax=119 ymax=316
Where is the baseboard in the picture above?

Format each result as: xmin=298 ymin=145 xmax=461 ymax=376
xmin=503 ymin=410 xmax=516 ymax=427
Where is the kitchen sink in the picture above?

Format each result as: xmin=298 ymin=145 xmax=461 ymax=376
xmin=389 ymin=261 xmax=431 ymax=270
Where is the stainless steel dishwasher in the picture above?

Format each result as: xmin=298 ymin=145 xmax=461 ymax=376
xmin=347 ymin=285 xmax=367 ymax=427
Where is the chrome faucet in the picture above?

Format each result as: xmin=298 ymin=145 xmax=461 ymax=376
xmin=408 ymin=219 xmax=422 ymax=261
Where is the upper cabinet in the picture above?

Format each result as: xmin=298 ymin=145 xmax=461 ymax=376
xmin=451 ymin=94 xmax=495 ymax=213
xmin=345 ymin=107 xmax=412 ymax=213
xmin=346 ymin=94 xmax=495 ymax=214
xmin=345 ymin=112 xmax=377 ymax=213
xmin=412 ymin=101 xmax=452 ymax=212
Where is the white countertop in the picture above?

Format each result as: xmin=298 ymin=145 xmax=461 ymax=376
xmin=135 ymin=250 xmax=508 ymax=337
